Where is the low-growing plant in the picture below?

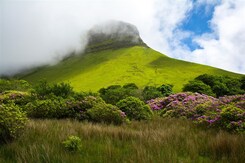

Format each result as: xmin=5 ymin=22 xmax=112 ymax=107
xmin=0 ymin=103 xmax=28 ymax=143
xmin=185 ymin=74 xmax=245 ymax=97
xmin=0 ymin=79 xmax=31 ymax=93
xmin=34 ymin=80 xmax=74 ymax=98
xmin=183 ymin=80 xmax=215 ymax=96
xmin=220 ymin=104 xmax=244 ymax=132
xmin=142 ymin=86 xmax=163 ymax=101
xmin=62 ymin=135 xmax=82 ymax=152
xmin=116 ymin=96 xmax=153 ymax=120
xmin=147 ymin=93 xmax=245 ymax=132
xmin=87 ymin=103 xmax=126 ymax=125
xmin=0 ymin=91 xmax=34 ymax=107
xmin=65 ymin=96 xmax=106 ymax=120
xmin=25 ymin=96 xmax=67 ymax=119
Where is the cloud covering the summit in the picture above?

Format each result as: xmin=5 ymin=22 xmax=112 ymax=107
xmin=0 ymin=0 xmax=245 ymax=75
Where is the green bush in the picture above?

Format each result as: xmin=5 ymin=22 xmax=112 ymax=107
xmin=183 ymin=80 xmax=215 ymax=96
xmin=99 ymin=83 xmax=142 ymax=105
xmin=0 ymin=91 xmax=34 ymax=107
xmin=65 ymin=96 xmax=105 ymax=120
xmin=0 ymin=103 xmax=28 ymax=143
xmin=62 ymin=135 xmax=82 ymax=152
xmin=34 ymin=81 xmax=74 ymax=98
xmin=99 ymin=85 xmax=126 ymax=105
xmin=116 ymin=96 xmax=153 ymax=120
xmin=193 ymin=74 xmax=244 ymax=97
xmin=25 ymin=95 xmax=106 ymax=120
xmin=25 ymin=97 xmax=67 ymax=119
xmin=87 ymin=103 xmax=126 ymax=125
xmin=241 ymin=76 xmax=245 ymax=90
xmin=142 ymin=84 xmax=173 ymax=101
xmin=0 ymin=79 xmax=31 ymax=93
xmin=157 ymin=84 xmax=173 ymax=96
xmin=220 ymin=105 xmax=244 ymax=132
xmin=142 ymin=86 xmax=163 ymax=101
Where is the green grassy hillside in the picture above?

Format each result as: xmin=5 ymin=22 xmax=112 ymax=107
xmin=19 ymin=46 xmax=241 ymax=92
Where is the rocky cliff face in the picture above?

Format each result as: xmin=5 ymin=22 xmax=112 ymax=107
xmin=85 ymin=21 xmax=147 ymax=52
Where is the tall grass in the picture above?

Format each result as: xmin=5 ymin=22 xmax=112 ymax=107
xmin=0 ymin=118 xmax=244 ymax=163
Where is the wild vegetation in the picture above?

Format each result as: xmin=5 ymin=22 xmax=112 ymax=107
xmin=0 ymin=74 xmax=244 ymax=162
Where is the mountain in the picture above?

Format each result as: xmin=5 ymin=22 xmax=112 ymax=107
xmin=18 ymin=21 xmax=242 ymax=92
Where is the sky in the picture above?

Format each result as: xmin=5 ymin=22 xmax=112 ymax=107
xmin=0 ymin=0 xmax=245 ymax=75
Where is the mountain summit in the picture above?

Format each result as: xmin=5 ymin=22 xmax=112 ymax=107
xmin=18 ymin=21 xmax=241 ymax=92
xmin=85 ymin=21 xmax=147 ymax=52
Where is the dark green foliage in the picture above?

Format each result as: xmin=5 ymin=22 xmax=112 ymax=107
xmin=65 ymin=96 xmax=105 ymax=120
xmin=142 ymin=86 xmax=163 ymax=101
xmin=157 ymin=84 xmax=173 ymax=96
xmin=0 ymin=79 xmax=31 ymax=93
xmin=99 ymin=85 xmax=125 ymax=105
xmin=142 ymin=84 xmax=173 ymax=101
xmin=62 ymin=135 xmax=82 ymax=152
xmin=99 ymin=83 xmax=141 ymax=105
xmin=183 ymin=80 xmax=215 ymax=96
xmin=184 ymin=74 xmax=244 ymax=97
xmin=116 ymin=96 xmax=153 ymax=120
xmin=123 ymin=83 xmax=138 ymax=89
xmin=87 ymin=103 xmax=126 ymax=125
xmin=25 ymin=97 xmax=67 ymax=119
xmin=0 ymin=103 xmax=28 ymax=143
xmin=241 ymin=76 xmax=245 ymax=90
xmin=34 ymin=80 xmax=74 ymax=98
xmin=212 ymin=82 xmax=229 ymax=97
xmin=195 ymin=74 xmax=216 ymax=87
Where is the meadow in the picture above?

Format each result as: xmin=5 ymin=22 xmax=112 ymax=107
xmin=1 ymin=118 xmax=244 ymax=163
xmin=1 ymin=74 xmax=244 ymax=163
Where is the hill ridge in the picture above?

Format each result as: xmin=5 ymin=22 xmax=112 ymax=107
xmin=85 ymin=21 xmax=147 ymax=53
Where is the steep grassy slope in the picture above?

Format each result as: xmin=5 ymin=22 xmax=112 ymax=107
xmin=20 ymin=46 xmax=241 ymax=92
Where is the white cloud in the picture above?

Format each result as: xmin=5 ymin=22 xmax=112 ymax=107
xmin=0 ymin=0 xmax=244 ymax=75
xmin=186 ymin=0 xmax=245 ymax=74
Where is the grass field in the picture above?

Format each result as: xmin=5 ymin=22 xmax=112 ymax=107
xmin=19 ymin=46 xmax=242 ymax=93
xmin=0 ymin=118 xmax=244 ymax=163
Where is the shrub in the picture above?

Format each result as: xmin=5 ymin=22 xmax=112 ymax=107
xmin=34 ymin=81 xmax=74 ymax=98
xmin=157 ymin=84 xmax=173 ymax=96
xmin=65 ymin=96 xmax=105 ymax=120
xmin=241 ymin=76 xmax=245 ymax=90
xmin=116 ymin=97 xmax=153 ymax=120
xmin=142 ymin=86 xmax=163 ymax=101
xmin=147 ymin=93 xmax=245 ymax=132
xmin=99 ymin=85 xmax=126 ymax=105
xmin=193 ymin=74 xmax=244 ymax=97
xmin=87 ymin=103 xmax=126 ymax=125
xmin=220 ymin=105 xmax=244 ymax=132
xmin=183 ymin=80 xmax=215 ymax=96
xmin=62 ymin=135 xmax=82 ymax=152
xmin=123 ymin=83 xmax=138 ymax=89
xmin=0 ymin=79 xmax=31 ymax=93
xmin=99 ymin=83 xmax=143 ymax=105
xmin=0 ymin=103 xmax=28 ymax=143
xmin=0 ymin=91 xmax=34 ymax=107
xmin=25 ymin=97 xmax=67 ymax=119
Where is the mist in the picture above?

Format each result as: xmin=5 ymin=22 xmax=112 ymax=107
xmin=1 ymin=0 xmax=245 ymax=75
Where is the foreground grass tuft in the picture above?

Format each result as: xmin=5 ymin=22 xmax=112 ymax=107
xmin=0 ymin=118 xmax=244 ymax=163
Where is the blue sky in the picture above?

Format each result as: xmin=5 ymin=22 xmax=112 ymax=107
xmin=180 ymin=1 xmax=218 ymax=51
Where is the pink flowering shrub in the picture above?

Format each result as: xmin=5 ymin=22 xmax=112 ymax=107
xmin=147 ymin=93 xmax=245 ymax=132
